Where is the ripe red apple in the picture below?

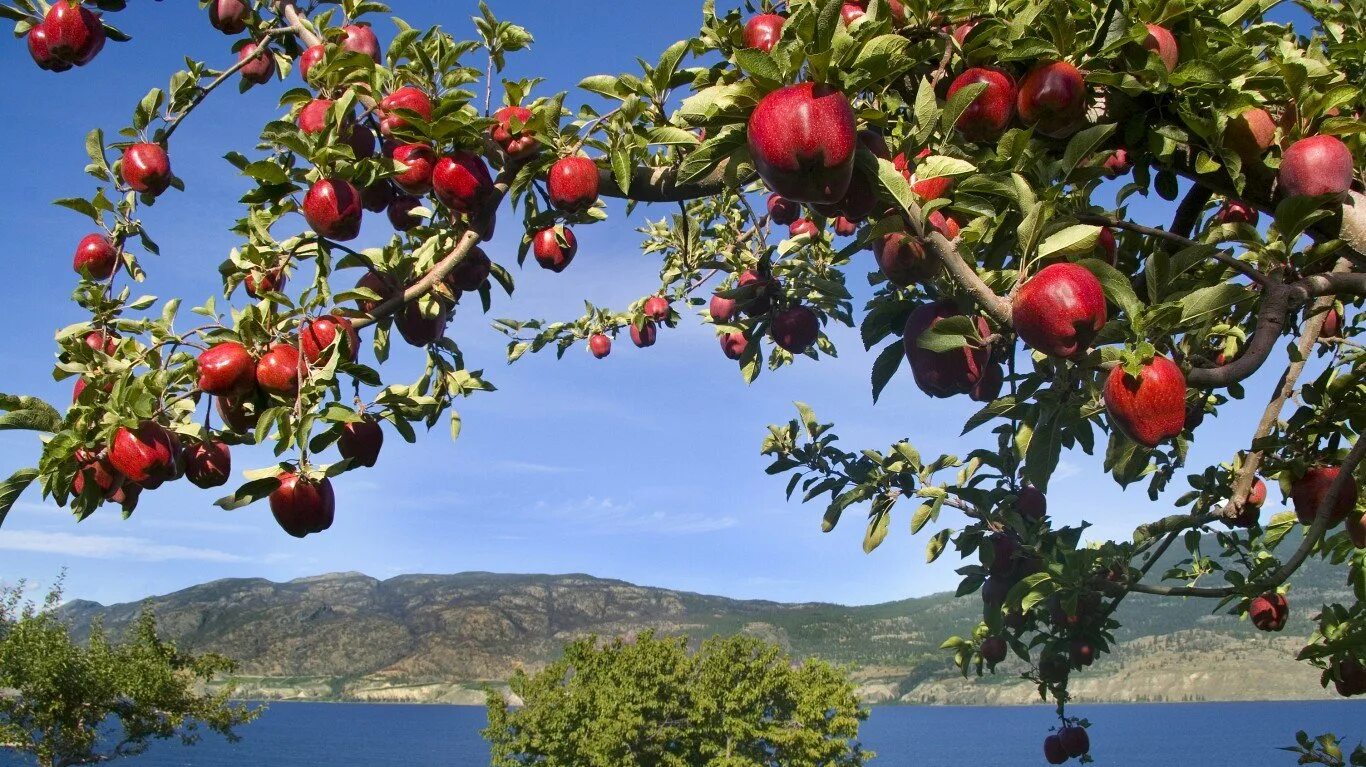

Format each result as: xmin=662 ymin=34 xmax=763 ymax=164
xmin=1248 ymin=591 xmax=1288 ymax=632
xmin=296 ymin=98 xmax=333 ymax=134
xmin=244 ymin=266 xmax=286 ymax=298
xmin=1320 ymin=306 xmax=1342 ymax=339
xmin=73 ymin=233 xmax=118 ymax=279
xmin=395 ymin=300 xmax=449 ymax=346
xmin=721 ymin=331 xmax=749 ymax=360
xmin=387 ymin=195 xmax=422 ymax=230
xmin=1333 ymin=656 xmax=1366 ymax=697
xmin=1225 ymin=108 xmax=1275 ymax=161
xmin=980 ymin=576 xmax=1009 ymax=614
xmin=1143 ymin=23 xmax=1179 ymax=72
xmin=858 ymin=129 xmax=891 ymax=160
xmin=72 ymin=448 xmax=121 ymax=499
xmin=43 ymin=1 xmax=104 ymax=65
xmin=946 ymin=67 xmax=1017 ymax=142
xmin=1102 ymin=147 xmax=1132 ymax=178
xmin=338 ymin=415 xmax=384 ymax=468
xmin=980 ymin=636 xmax=1007 ymax=664
xmin=767 ymin=194 xmax=800 ymax=226
xmin=896 ymin=149 xmax=956 ymax=202
xmin=1231 ymin=477 xmax=1268 ymax=527
xmin=743 ymin=13 xmax=785 ymax=52
xmin=359 ymin=182 xmax=391 ymax=215
xmin=270 ymin=471 xmax=335 ymax=538
xmin=1016 ymin=61 xmax=1087 ymax=138
xmin=121 ymin=143 xmax=172 ymax=196
xmin=1059 ymin=725 xmax=1090 ymax=758
xmin=1095 ymin=226 xmax=1117 ymax=264
xmin=82 ymin=330 xmax=117 ymax=355
xmin=184 ymin=440 xmax=232 ymax=489
xmin=548 ymin=156 xmax=601 ymax=211
xmin=389 ymin=144 xmax=436 ymax=194
xmin=490 ymin=105 xmax=539 ymax=160
xmin=432 ymin=151 xmax=494 ymax=213
xmin=588 ymin=333 xmax=612 ymax=359
xmin=197 ymin=342 xmax=256 ymax=395
xmin=532 ymin=226 xmax=577 ymax=272
xmin=1213 ymin=200 xmax=1259 ymax=226
xmin=903 ymin=301 xmax=990 ymax=398
xmin=737 ymin=270 xmax=776 ymax=317
xmin=216 ymin=391 xmax=265 ymax=434
xmin=303 ymin=178 xmax=363 ymax=240
xmin=747 ymin=83 xmax=857 ymax=204
xmin=300 ymin=315 xmax=359 ymax=364
xmin=643 ymin=296 xmax=670 ymax=322
xmin=1012 ymin=263 xmax=1107 ymax=358
xmin=710 ymin=294 xmax=738 ymax=324
xmin=876 ymin=233 xmax=937 ymax=288
xmin=27 ymin=25 xmax=73 ymax=72
xmin=1104 ymin=355 xmax=1188 ymax=448
xmin=298 ymin=44 xmax=325 ymax=81
xmin=834 ymin=217 xmax=858 ymax=237
xmin=378 ymin=86 xmax=433 ymax=137
xmin=970 ymin=362 xmax=1003 ymax=403
xmin=208 ymin=0 xmax=248 ymax=34
xmin=256 ymin=343 xmax=302 ymax=395
xmin=788 ymin=218 xmax=820 ymax=238
xmin=109 ymin=421 xmax=177 ymax=485
xmin=840 ymin=3 xmax=865 ymax=25
xmin=340 ymin=23 xmax=380 ymax=62
xmin=630 ymin=321 xmax=658 ymax=348
xmin=1279 ymin=135 xmax=1354 ymax=199
xmin=237 ymin=42 xmax=275 ymax=85
xmin=1291 ymin=465 xmax=1358 ymax=526
xmin=1017 ymin=486 xmax=1047 ymax=521
xmin=447 ymin=247 xmax=492 ymax=292
xmin=771 ymin=306 xmax=819 ymax=354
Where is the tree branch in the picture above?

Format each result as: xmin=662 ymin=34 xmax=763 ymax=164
xmin=596 ymin=161 xmax=747 ymax=203
xmin=1170 ymin=184 xmax=1214 ymax=241
xmin=1075 ymin=212 xmax=1270 ymax=286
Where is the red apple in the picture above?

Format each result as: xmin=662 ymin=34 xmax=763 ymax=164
xmin=876 ymin=233 xmax=936 ymax=287
xmin=72 ymin=449 xmax=121 ymax=499
xmin=395 ymin=300 xmax=449 ymax=347
xmin=710 ymin=294 xmax=738 ymax=324
xmin=1225 ymin=108 xmax=1275 ymax=162
xmin=1097 ymin=226 xmax=1117 ymax=264
xmin=737 ymin=270 xmax=775 ymax=317
xmin=338 ymin=415 xmax=384 ymax=468
xmin=237 ymin=42 xmax=275 ymax=85
xmin=303 ymin=178 xmax=363 ymax=241
xmin=788 ymin=218 xmax=820 ymax=238
xmin=771 ymin=306 xmax=819 ymax=353
xmin=1143 ymin=23 xmax=1179 ymax=72
xmin=743 ymin=13 xmax=785 ymax=52
xmin=903 ymin=301 xmax=990 ymax=398
xmin=834 ymin=217 xmax=858 ymax=237
xmin=588 ymin=333 xmax=612 ymax=359
xmin=256 ymin=343 xmax=302 ymax=395
xmin=432 ymin=151 xmax=494 ymax=213
xmin=1017 ymin=486 xmax=1047 ymax=521
xmin=1016 ymin=61 xmax=1087 ymax=138
xmin=970 ymin=362 xmax=1004 ymax=403
xmin=216 ymin=391 xmax=266 ymax=434
xmin=298 ymin=44 xmax=325 ymax=81
xmin=630 ymin=321 xmax=658 ymax=348
xmin=121 ymin=143 xmax=172 ymax=196
xmin=387 ymin=194 xmax=423 ymax=230
xmin=980 ymin=636 xmax=1007 ymax=664
xmin=378 ymin=86 xmax=433 ymax=137
xmin=1102 ymin=148 xmax=1132 ymax=178
xmin=946 ymin=67 xmax=1017 ymax=142
xmin=1069 ymin=641 xmax=1095 ymax=668
xmin=1012 ymin=263 xmax=1107 ymax=358
xmin=1231 ymin=477 xmax=1268 ymax=528
xmin=548 ymin=155 xmax=601 ymax=212
xmin=747 ymin=83 xmax=857 ymax=204
xmin=490 ymin=105 xmax=539 ymax=160
xmin=198 ymin=342 xmax=256 ymax=395
xmin=447 ymin=246 xmax=492 ymax=292
xmin=643 ymin=296 xmax=670 ymax=322
xmin=532 ymin=226 xmax=577 ymax=272
xmin=1279 ymin=135 xmax=1354 ymax=199
xmin=43 ymin=1 xmax=104 ymax=65
xmin=82 ymin=330 xmax=117 ymax=354
xmin=1333 ymin=657 xmax=1366 ymax=697
xmin=296 ymin=98 xmax=333 ymax=134
xmin=767 ymin=194 xmax=800 ymax=226
xmin=1213 ymin=200 xmax=1259 ymax=226
xmin=270 ymin=471 xmax=335 ymax=538
xmin=341 ymin=23 xmax=380 ymax=62
xmin=73 ymin=233 xmax=118 ymax=279
xmin=360 ymin=181 xmax=391 ymax=213
xmin=184 ymin=440 xmax=232 ymax=489
xmin=300 ymin=315 xmax=359 ymax=364
xmin=1059 ymin=726 xmax=1090 ymax=757
xmin=109 ymin=421 xmax=177 ymax=485
xmin=1248 ymin=591 xmax=1288 ymax=632
xmin=27 ymin=25 xmax=73 ymax=72
xmin=208 ymin=0 xmax=248 ymax=34
xmin=244 ymin=267 xmax=287 ymax=298
xmin=1104 ymin=355 xmax=1188 ymax=448
xmin=1321 ymin=306 xmax=1342 ymax=339
xmin=1291 ymin=465 xmax=1358 ymax=526
xmin=952 ymin=21 xmax=977 ymax=46
xmin=721 ymin=331 xmax=749 ymax=360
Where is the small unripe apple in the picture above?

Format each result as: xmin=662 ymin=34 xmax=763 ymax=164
xmin=185 ymin=440 xmax=232 ymax=489
xmin=1059 ymin=725 xmax=1090 ymax=758
xmin=876 ymin=233 xmax=936 ymax=287
xmin=743 ymin=13 xmax=785 ymax=52
xmin=209 ymin=0 xmax=249 ymax=34
xmin=1104 ymin=355 xmax=1188 ymax=448
xmin=490 ymin=105 xmax=540 ymax=161
xmin=1248 ymin=591 xmax=1288 ymax=631
xmin=643 ymin=296 xmax=670 ymax=322
xmin=980 ymin=636 xmax=1007 ymax=664
xmin=300 ymin=315 xmax=360 ymax=364
xmin=770 ymin=306 xmax=819 ymax=354
xmin=1013 ymin=263 xmax=1107 ymax=358
xmin=109 ymin=421 xmax=178 ymax=485
xmin=1291 ymin=465 xmax=1358 ymax=527
xmin=903 ymin=301 xmax=990 ymax=398
xmin=43 ymin=1 xmax=104 ymax=66
xmin=378 ymin=86 xmax=433 ymax=137
xmin=432 ymin=151 xmax=494 ymax=213
xmin=73 ymin=233 xmax=118 ymax=279
xmin=256 ymin=343 xmax=302 ymax=395
xmin=1224 ymin=108 xmax=1275 ymax=162
xmin=710 ymin=294 xmax=738 ymax=324
xmin=630 ymin=321 xmax=658 ymax=348
xmin=767 ymin=194 xmax=800 ymax=226
xmin=548 ymin=156 xmax=601 ymax=211
xmin=270 ymin=471 xmax=335 ymax=538
xmin=387 ymin=195 xmax=422 ymax=231
xmin=341 ymin=24 xmax=380 ymax=62
xmin=747 ymin=83 xmax=857 ymax=204
xmin=532 ymin=226 xmax=577 ymax=272
xmin=447 ymin=247 xmax=492 ymax=292
xmin=946 ymin=67 xmax=1017 ymax=142
xmin=721 ymin=331 xmax=749 ymax=360
xmin=27 ymin=25 xmax=73 ymax=72
xmin=1143 ymin=23 xmax=1179 ymax=72
xmin=121 ymin=143 xmax=173 ymax=196
xmin=588 ymin=333 xmax=612 ymax=359
xmin=298 ymin=44 xmax=325 ymax=81
xmin=1279 ymin=135 xmax=1354 ymax=199
xmin=198 ymin=342 xmax=256 ymax=395
xmin=237 ymin=42 xmax=275 ymax=85
xmin=339 ymin=415 xmax=384 ymax=468
xmin=303 ymin=178 xmax=363 ymax=241
xmin=1016 ymin=61 xmax=1087 ymax=138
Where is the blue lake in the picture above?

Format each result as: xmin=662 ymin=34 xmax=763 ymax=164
xmin=2 ymin=700 xmax=1362 ymax=765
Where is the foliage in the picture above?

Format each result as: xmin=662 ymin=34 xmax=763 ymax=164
xmin=483 ymin=632 xmax=869 ymax=767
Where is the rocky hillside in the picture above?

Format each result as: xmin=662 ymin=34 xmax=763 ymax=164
xmin=59 ymin=539 xmax=1354 ymax=705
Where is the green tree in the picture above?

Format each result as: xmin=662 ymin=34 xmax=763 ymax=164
xmin=0 ymin=583 xmax=257 ymax=767
xmin=483 ymin=632 xmax=869 ymax=767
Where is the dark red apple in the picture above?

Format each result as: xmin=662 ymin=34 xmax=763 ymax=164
xmin=834 ymin=217 xmax=858 ymax=237
xmin=256 ymin=343 xmax=302 ymax=395
xmin=588 ymin=333 xmax=612 ymax=359
xmin=903 ymin=301 xmax=990 ymax=398
xmin=743 ymin=13 xmax=785 ymax=52
xmin=378 ymin=86 xmax=433 ymax=137
xmin=946 ymin=67 xmax=1017 ymax=142
xmin=771 ymin=306 xmax=819 ymax=353
xmin=1096 ymin=226 xmax=1117 ymax=264
xmin=298 ymin=44 xmax=325 ymax=81
xmin=1102 ymin=148 xmax=1132 ymax=178
xmin=1292 ymin=465 xmax=1358 ymax=526
xmin=1012 ymin=263 xmax=1107 ymax=358
xmin=1104 ymin=355 xmax=1188 ymax=448
xmin=244 ymin=267 xmax=287 ymax=298
xmin=184 ymin=440 xmax=232 ymax=489
xmin=1017 ymin=485 xmax=1047 ymax=521
xmin=767 ymin=194 xmax=800 ymax=226
xmin=710 ymin=294 xmax=738 ymax=324
xmin=237 ymin=42 xmax=275 ymax=85
xmin=1279 ymin=135 xmax=1354 ymax=198
xmin=303 ymin=178 xmax=363 ymax=240
xmin=721 ymin=331 xmax=749 ymax=360
xmin=338 ymin=415 xmax=384 ymax=468
xmin=630 ymin=321 xmax=657 ymax=348
xmin=1225 ymin=108 xmax=1275 ymax=162
xmin=121 ymin=143 xmax=172 ymax=196
xmin=27 ymin=25 xmax=72 ymax=72
xmin=1248 ymin=591 xmax=1288 ymax=631
xmin=387 ymin=195 xmax=422 ymax=230
xmin=737 ymin=270 xmax=776 ymax=317
xmin=447 ymin=246 xmax=492 ymax=292
xmin=970 ymin=362 xmax=1004 ymax=402
xmin=1059 ymin=725 xmax=1090 ymax=757
xmin=432 ymin=151 xmax=494 ymax=213
xmin=391 ymin=144 xmax=436 ymax=193
xmin=548 ymin=156 xmax=601 ymax=211
xmin=747 ymin=82 xmax=857 ymax=204
xmin=981 ymin=636 xmax=1007 ymax=664
xmin=1143 ymin=23 xmax=1179 ymax=72
xmin=1016 ymin=61 xmax=1087 ymax=138
xmin=395 ymin=300 xmax=449 ymax=346
xmin=109 ymin=421 xmax=177 ymax=485
xmin=209 ymin=0 xmax=248 ymax=34
xmin=1069 ymin=640 xmax=1095 ymax=668
xmin=491 ymin=105 xmax=539 ymax=160
xmin=360 ymin=181 xmax=391 ymax=213
xmin=1333 ymin=657 xmax=1366 ymax=697
xmin=72 ymin=448 xmax=121 ymax=499
xmin=300 ymin=315 xmax=359 ymax=364
xmin=270 ymin=471 xmax=335 ymax=538
xmin=532 ymin=226 xmax=577 ymax=272
xmin=216 ymin=391 xmax=266 ymax=434
xmin=643 ymin=296 xmax=670 ymax=322
xmin=43 ymin=1 xmax=104 ymax=65
xmin=198 ymin=342 xmax=256 ymax=395
xmin=876 ymin=233 xmax=936 ymax=288
xmin=788 ymin=218 xmax=820 ymax=238
xmin=1213 ymin=200 xmax=1259 ymax=226
xmin=73 ymin=233 xmax=118 ymax=279
xmin=341 ymin=23 xmax=380 ymax=62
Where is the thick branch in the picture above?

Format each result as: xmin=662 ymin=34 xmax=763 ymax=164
xmin=1170 ymin=184 xmax=1214 ymax=241
xmin=596 ymin=162 xmax=747 ymax=203
xmin=1185 ymin=279 xmax=1294 ymax=387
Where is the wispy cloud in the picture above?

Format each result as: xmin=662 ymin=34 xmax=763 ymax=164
xmin=491 ymin=460 xmax=577 ymax=475
xmin=536 ymin=496 xmax=738 ymax=535
xmin=0 ymin=530 xmax=247 ymax=563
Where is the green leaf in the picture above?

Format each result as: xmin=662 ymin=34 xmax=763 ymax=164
xmin=1077 ymin=258 xmax=1144 ymax=322
xmin=0 ymin=394 xmax=64 ymax=433
xmin=1178 ymin=283 xmax=1253 ymax=325
xmin=1061 ymin=123 xmax=1116 ymax=179
xmin=926 ymin=528 xmax=952 ymax=562
xmin=916 ymin=315 xmax=980 ymax=353
xmin=863 ymin=505 xmax=891 ymax=553
xmin=940 ymin=82 xmax=987 ymax=135
xmin=1038 ymin=224 xmax=1101 ymax=260
xmin=213 ymin=476 xmax=281 ymax=510
xmin=870 ymin=341 xmax=903 ymax=403
xmin=0 ymin=467 xmax=38 ymax=530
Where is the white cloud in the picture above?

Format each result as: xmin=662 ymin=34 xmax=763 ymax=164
xmin=491 ymin=460 xmax=577 ymax=475
xmin=0 ymin=530 xmax=247 ymax=563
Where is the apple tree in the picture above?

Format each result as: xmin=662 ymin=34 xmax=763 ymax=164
xmin=1 ymin=0 xmax=1365 ymax=761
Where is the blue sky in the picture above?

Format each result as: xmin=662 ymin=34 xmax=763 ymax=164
xmin=0 ymin=1 xmax=1314 ymax=608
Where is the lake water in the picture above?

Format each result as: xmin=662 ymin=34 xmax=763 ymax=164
xmin=2 ymin=700 xmax=1362 ymax=765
